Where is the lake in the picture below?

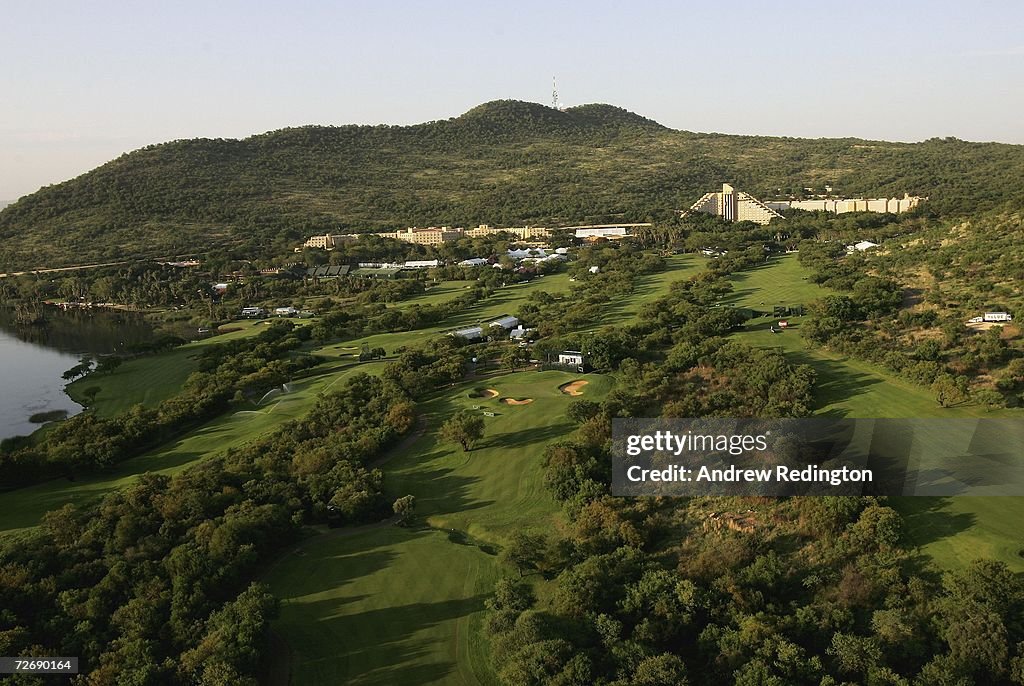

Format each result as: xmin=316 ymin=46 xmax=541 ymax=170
xmin=0 ymin=308 xmax=159 ymax=441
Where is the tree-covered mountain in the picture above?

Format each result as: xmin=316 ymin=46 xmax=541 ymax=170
xmin=2 ymin=99 xmax=1024 ymax=270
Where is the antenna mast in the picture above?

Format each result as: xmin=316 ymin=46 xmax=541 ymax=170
xmin=552 ymin=76 xmax=559 ymax=110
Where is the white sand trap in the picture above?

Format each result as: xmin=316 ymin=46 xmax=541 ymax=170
xmin=469 ymin=388 xmax=499 ymax=399
xmin=559 ymin=380 xmax=589 ymax=396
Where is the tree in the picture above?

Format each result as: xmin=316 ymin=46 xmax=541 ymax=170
xmin=96 ymin=356 xmax=123 ymax=374
xmin=485 ymin=578 xmax=536 ymax=635
xmin=500 ymin=530 xmax=546 ymax=577
xmin=632 ymin=654 xmax=688 ymax=686
xmin=973 ymin=388 xmax=1004 ymax=411
xmin=440 ymin=410 xmax=485 ymax=451
xmin=81 ymin=386 xmax=102 ymax=404
xmin=61 ymin=361 xmax=92 ymax=381
xmin=566 ymin=400 xmax=600 ymax=424
xmin=940 ymin=601 xmax=1009 ymax=677
xmin=932 ymin=375 xmax=959 ymax=408
xmin=828 ymin=632 xmax=882 ymax=676
xmin=501 ymin=345 xmax=529 ymax=370
xmin=392 ymin=495 xmax=416 ymax=526
xmin=932 ymin=375 xmax=965 ymax=408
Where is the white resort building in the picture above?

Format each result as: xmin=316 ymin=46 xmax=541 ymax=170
xmin=684 ymin=184 xmax=784 ymax=225
xmin=683 ymin=183 xmax=926 ymax=225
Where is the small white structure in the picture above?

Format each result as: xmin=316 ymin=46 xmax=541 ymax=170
xmin=450 ymin=326 xmax=484 ymax=340
xmin=507 ymin=248 xmax=548 ymax=261
xmin=967 ymin=316 xmax=984 ymax=323
xmin=489 ymin=315 xmax=520 ymax=330
xmin=847 ymin=240 xmax=879 ymax=252
xmin=510 ymin=326 xmax=533 ymax=341
xmin=558 ymin=351 xmax=585 ymax=367
xmin=274 ymin=306 xmax=298 ymax=317
xmin=404 ymin=259 xmax=441 ymax=269
xmin=554 ymin=247 xmax=569 ymax=255
xmin=984 ymin=312 xmax=1013 ymax=322
xmin=358 ymin=261 xmax=402 ymax=269
xmin=575 ymin=227 xmax=628 ymax=239
xmin=241 ymin=306 xmax=265 ymax=317
xmin=521 ymin=253 xmax=566 ymax=265
xmin=459 ymin=258 xmax=489 ymax=267
xmin=588 ymin=266 xmax=600 ymax=274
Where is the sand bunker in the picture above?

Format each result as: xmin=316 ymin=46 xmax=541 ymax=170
xmin=559 ymin=380 xmax=589 ymax=396
xmin=500 ymin=397 xmax=534 ymax=405
xmin=468 ymin=388 xmax=499 ymax=399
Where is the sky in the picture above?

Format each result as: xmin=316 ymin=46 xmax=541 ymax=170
xmin=2 ymin=0 xmax=1023 ymax=201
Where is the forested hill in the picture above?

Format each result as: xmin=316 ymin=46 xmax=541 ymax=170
xmin=3 ymin=99 xmax=1024 ymax=270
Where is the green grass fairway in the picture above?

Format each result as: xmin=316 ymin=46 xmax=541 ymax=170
xmin=0 ymin=362 xmax=384 ymax=534
xmin=310 ymin=274 xmax=573 ymax=360
xmin=603 ymin=254 xmax=705 ymax=327
xmin=15 ymin=274 xmax=580 ymax=534
xmin=266 ymin=370 xmax=612 ymax=685
xmin=387 ymin=371 xmax=613 ymax=541
xmin=65 ymin=320 xmax=273 ymax=416
xmin=737 ymin=323 xmax=988 ymax=419
xmin=725 ymin=253 xmax=834 ymax=311
xmin=65 ymin=345 xmax=201 ymax=417
xmin=311 ymin=259 xmax=702 ymax=360
xmin=741 ymin=318 xmax=1024 ymax=573
xmin=727 ymin=256 xmax=1024 ymax=573
xmin=265 ymin=526 xmax=500 ymax=686
xmin=402 ymin=281 xmax=479 ymax=306
xmin=898 ymin=497 xmax=1024 ymax=573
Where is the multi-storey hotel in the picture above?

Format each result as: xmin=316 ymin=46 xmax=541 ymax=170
xmin=684 ymin=183 xmax=784 ymax=225
xmin=463 ymin=224 xmax=550 ymax=240
xmin=683 ymin=183 xmax=925 ymax=225
xmin=375 ymin=227 xmax=463 ymax=245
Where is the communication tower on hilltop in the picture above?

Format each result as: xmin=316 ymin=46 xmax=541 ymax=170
xmin=551 ymin=76 xmax=559 ymax=110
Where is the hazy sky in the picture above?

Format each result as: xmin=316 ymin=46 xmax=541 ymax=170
xmin=2 ymin=0 xmax=1023 ymax=201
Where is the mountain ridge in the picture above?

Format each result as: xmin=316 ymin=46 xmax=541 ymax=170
xmin=2 ymin=100 xmax=1023 ymax=270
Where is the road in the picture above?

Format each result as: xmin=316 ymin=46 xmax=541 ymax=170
xmin=0 ymin=261 xmax=129 ymax=278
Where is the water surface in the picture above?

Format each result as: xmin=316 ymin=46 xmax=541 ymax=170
xmin=0 ymin=308 xmax=158 ymax=440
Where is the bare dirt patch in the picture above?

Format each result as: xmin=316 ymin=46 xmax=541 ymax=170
xmin=468 ymin=388 xmax=499 ymax=399
xmin=559 ymin=380 xmax=589 ymax=396
xmin=500 ymin=397 xmax=533 ymax=405
xmin=965 ymin=322 xmax=1007 ymax=332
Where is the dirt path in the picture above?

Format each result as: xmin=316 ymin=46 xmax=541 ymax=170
xmin=0 ymin=260 xmax=129 ymax=278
